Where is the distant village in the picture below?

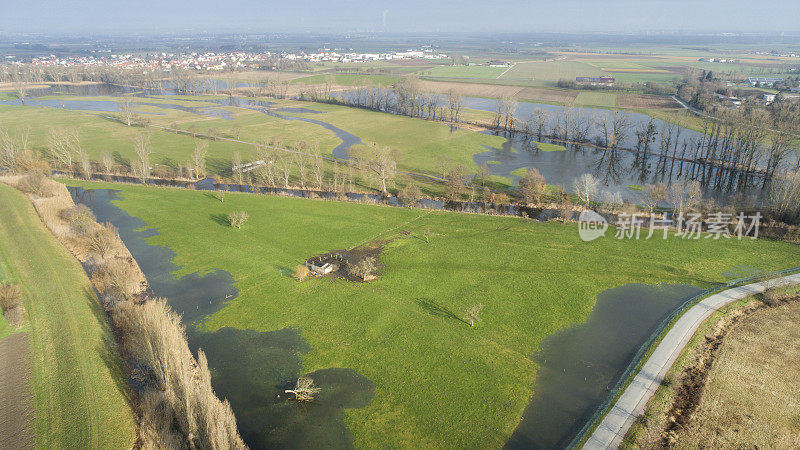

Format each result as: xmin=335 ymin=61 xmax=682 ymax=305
xmin=8 ymin=48 xmax=448 ymax=71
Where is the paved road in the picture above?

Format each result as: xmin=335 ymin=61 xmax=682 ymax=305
xmin=583 ymin=272 xmax=800 ymax=449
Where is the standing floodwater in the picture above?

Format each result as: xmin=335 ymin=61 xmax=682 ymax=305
xmin=506 ymin=283 xmax=705 ymax=449
xmin=69 ymin=187 xmax=375 ymax=449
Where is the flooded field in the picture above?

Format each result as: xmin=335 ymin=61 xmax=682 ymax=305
xmin=506 ymin=283 xmax=705 ymax=448
xmin=1 ymin=82 xmax=770 ymax=203
xmin=69 ymin=187 xmax=375 ymax=448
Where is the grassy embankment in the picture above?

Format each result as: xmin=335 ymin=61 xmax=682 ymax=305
xmin=64 ymin=179 xmax=800 ymax=448
xmin=0 ymin=183 xmax=136 ymax=447
xmin=624 ymin=285 xmax=800 ymax=448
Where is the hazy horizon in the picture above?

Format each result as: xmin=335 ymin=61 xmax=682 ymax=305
xmin=2 ymin=0 xmax=800 ymax=35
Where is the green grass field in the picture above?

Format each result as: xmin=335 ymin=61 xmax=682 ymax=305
xmin=419 ymin=65 xmax=509 ymax=79
xmin=63 ymin=179 xmax=800 ymax=448
xmin=575 ymin=91 xmax=618 ymax=108
xmin=0 ymin=184 xmax=136 ymax=448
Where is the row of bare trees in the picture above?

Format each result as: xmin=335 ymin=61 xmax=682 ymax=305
xmin=302 ymin=75 xmax=466 ymax=124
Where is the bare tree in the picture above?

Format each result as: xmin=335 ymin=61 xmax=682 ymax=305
xmin=118 ymin=96 xmax=137 ymax=126
xmin=642 ymin=183 xmax=668 ymax=212
xmin=76 ymin=145 xmax=91 ymax=179
xmin=100 ymin=151 xmax=115 ymax=174
xmin=573 ymin=173 xmax=599 ymax=207
xmin=444 ymin=167 xmax=466 ymax=202
xmin=447 ymin=89 xmax=463 ymax=122
xmin=354 ymin=143 xmax=397 ymax=194
xmin=310 ymin=142 xmax=325 ymax=189
xmin=231 ymin=151 xmax=244 ymax=185
xmin=770 ymin=172 xmax=800 ymax=221
xmin=11 ymin=71 xmax=28 ymax=103
xmin=463 ymin=303 xmax=484 ymax=327
xmin=531 ymin=108 xmax=550 ymax=140
xmin=254 ymin=147 xmax=276 ymax=187
xmin=277 ymin=152 xmax=294 ymax=189
xmin=47 ymin=128 xmax=80 ymax=174
xmin=191 ymin=141 xmax=208 ymax=181
xmin=669 ymin=180 xmax=702 ymax=218
xmin=133 ymin=133 xmax=152 ymax=183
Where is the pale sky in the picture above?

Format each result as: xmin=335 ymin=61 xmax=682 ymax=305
xmin=1 ymin=0 xmax=798 ymax=34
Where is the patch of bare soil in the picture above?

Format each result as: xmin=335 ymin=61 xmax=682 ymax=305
xmin=661 ymin=294 xmax=799 ymax=446
xmin=618 ymin=94 xmax=680 ymax=110
xmin=305 ymin=233 xmax=411 ymax=282
xmin=517 ymin=87 xmax=580 ymax=104
xmin=418 ymin=80 xmax=525 ymax=99
xmin=0 ymin=332 xmax=34 ymax=450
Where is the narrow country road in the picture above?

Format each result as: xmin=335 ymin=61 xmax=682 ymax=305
xmin=583 ymin=272 xmax=800 ymax=449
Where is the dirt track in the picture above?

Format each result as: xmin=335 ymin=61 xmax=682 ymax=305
xmin=0 ymin=332 xmax=34 ymax=450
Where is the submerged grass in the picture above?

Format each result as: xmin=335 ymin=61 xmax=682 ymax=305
xmin=63 ymin=179 xmax=800 ymax=448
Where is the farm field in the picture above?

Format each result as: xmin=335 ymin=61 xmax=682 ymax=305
xmin=0 ymin=183 xmax=136 ymax=448
xmin=63 ymin=179 xmax=800 ymax=448
xmin=498 ymin=60 xmax=607 ymax=86
xmin=575 ymin=91 xmax=618 ymax=108
xmin=291 ymin=73 xmax=400 ymax=86
xmin=419 ymin=65 xmax=509 ymax=79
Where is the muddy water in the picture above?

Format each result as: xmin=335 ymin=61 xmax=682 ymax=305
xmin=69 ymin=187 xmax=374 ymax=449
xmin=505 ymin=283 xmax=705 ymax=449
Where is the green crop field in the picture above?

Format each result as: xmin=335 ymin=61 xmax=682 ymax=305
xmin=0 ymin=184 xmax=136 ymax=448
xmin=419 ymin=65 xmax=509 ymax=79
xmin=575 ymin=91 xmax=618 ymax=108
xmin=498 ymin=61 xmax=608 ymax=86
xmin=62 ymin=179 xmax=800 ymax=448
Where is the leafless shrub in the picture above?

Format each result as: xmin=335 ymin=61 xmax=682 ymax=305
xmin=397 ymin=183 xmax=422 ymax=207
xmin=227 ymin=210 xmax=249 ymax=229
xmin=519 ymin=167 xmax=546 ymax=205
xmin=293 ymin=265 xmax=310 ymax=281
xmin=558 ymin=198 xmax=573 ymax=222
xmin=88 ymin=223 xmax=119 ymax=259
xmin=91 ymin=258 xmax=140 ymax=303
xmin=18 ymin=171 xmax=53 ymax=197
xmin=761 ymin=289 xmax=783 ymax=307
xmin=285 ymin=376 xmax=320 ymax=402
xmin=347 ymin=256 xmax=377 ymax=281
xmin=463 ymin=303 xmax=484 ymax=327
xmin=0 ymin=283 xmax=24 ymax=327
xmin=61 ymin=204 xmax=96 ymax=234
xmin=0 ymin=283 xmax=22 ymax=313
